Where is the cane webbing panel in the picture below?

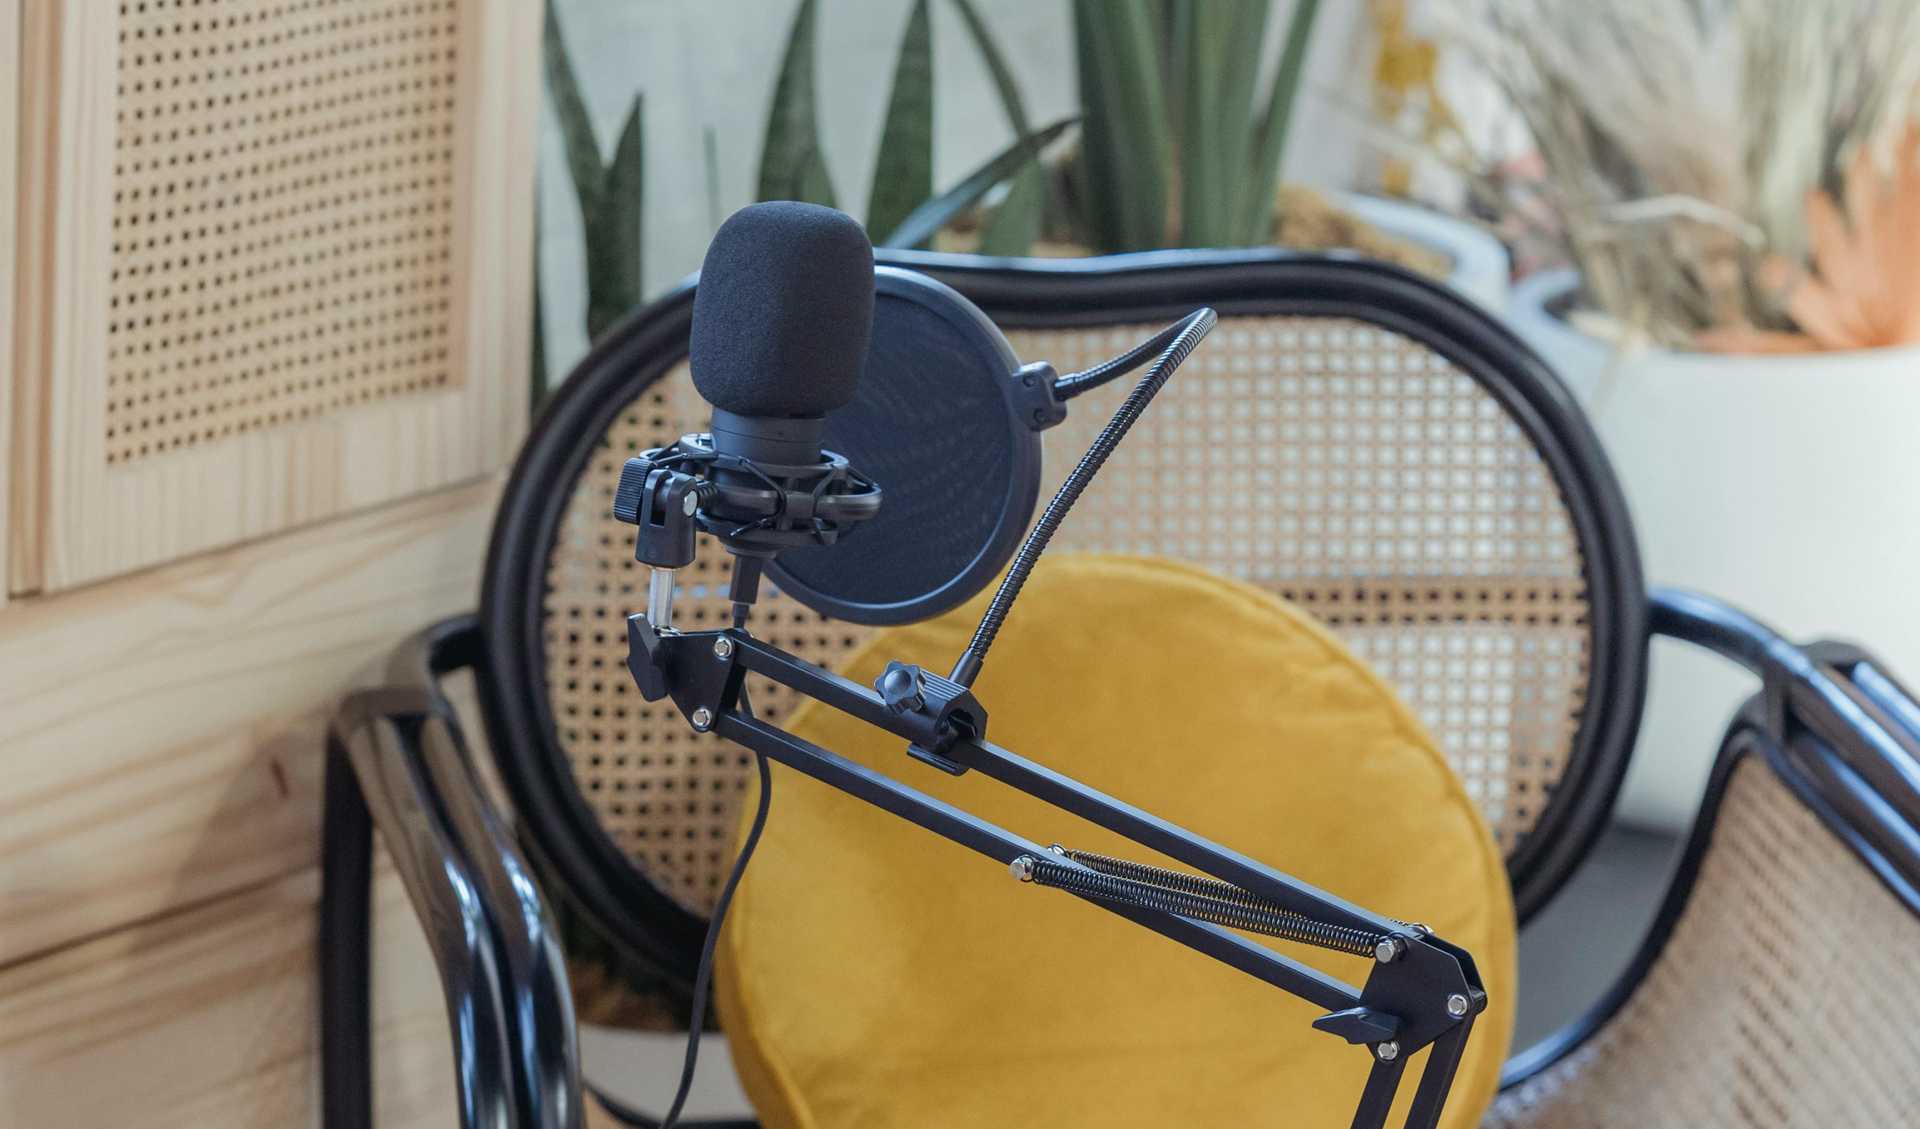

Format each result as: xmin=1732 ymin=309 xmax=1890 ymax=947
xmin=1013 ymin=321 xmax=1588 ymax=847
xmin=541 ymin=317 xmax=1593 ymax=914
xmin=1485 ymin=759 xmax=1920 ymax=1129
xmin=107 ymin=0 xmax=461 ymax=465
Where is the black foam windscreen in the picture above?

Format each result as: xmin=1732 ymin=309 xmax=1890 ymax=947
xmin=766 ymin=268 xmax=1040 ymax=625
xmin=690 ymin=201 xmax=876 ymax=419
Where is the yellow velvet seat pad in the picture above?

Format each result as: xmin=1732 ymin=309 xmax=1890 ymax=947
xmin=716 ymin=554 xmax=1515 ymax=1129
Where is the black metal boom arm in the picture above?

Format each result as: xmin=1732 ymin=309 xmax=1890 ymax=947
xmin=628 ymin=617 xmax=1486 ymax=1129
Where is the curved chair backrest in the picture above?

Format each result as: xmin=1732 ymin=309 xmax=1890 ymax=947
xmin=477 ymin=251 xmax=1648 ymax=982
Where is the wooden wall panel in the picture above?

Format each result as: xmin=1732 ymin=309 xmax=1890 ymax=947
xmin=0 ymin=477 xmax=498 ymax=967
xmin=0 ymin=0 xmax=17 ymax=609
xmin=10 ymin=0 xmax=538 ymax=594
xmin=0 ymin=866 xmax=456 ymax=1129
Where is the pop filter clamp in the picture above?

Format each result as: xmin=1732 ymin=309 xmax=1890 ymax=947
xmin=617 ymin=305 xmax=1487 ymax=1129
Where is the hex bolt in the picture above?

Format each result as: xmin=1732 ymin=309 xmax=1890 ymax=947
xmin=1447 ymin=994 xmax=1471 ymax=1018
xmin=1374 ymin=936 xmax=1406 ymax=964
xmin=691 ymin=707 xmax=714 ymax=731
xmin=1375 ymin=1041 xmax=1400 ymax=1062
xmin=713 ymin=637 xmax=734 ymax=660
xmin=1009 ymin=855 xmax=1038 ymax=882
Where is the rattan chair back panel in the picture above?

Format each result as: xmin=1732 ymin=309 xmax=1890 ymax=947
xmin=1485 ymin=755 xmax=1920 ymax=1128
xmin=1012 ymin=319 xmax=1589 ymax=846
xmin=540 ymin=314 xmax=1592 ymax=916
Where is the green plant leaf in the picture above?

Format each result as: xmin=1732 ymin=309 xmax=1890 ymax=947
xmin=951 ymin=0 xmax=1049 ymax=255
xmin=979 ymin=161 xmax=1047 ymax=255
xmin=585 ymin=94 xmax=645 ymax=341
xmin=542 ymin=4 xmax=607 ymax=213
xmin=878 ymin=116 xmax=1077 ymax=249
xmin=702 ymin=125 xmax=722 ymax=232
xmin=795 ymin=145 xmax=837 ymax=207
xmin=867 ymin=0 xmax=936 ymax=244
xmin=757 ymin=0 xmax=837 ymax=206
xmin=1181 ymin=1 xmax=1270 ymax=245
xmin=1072 ymin=0 xmax=1171 ymax=251
xmin=1237 ymin=0 xmax=1321 ymax=241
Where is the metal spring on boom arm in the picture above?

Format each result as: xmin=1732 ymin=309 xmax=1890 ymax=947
xmin=1017 ymin=847 xmax=1393 ymax=958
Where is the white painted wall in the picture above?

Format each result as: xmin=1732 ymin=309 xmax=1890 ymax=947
xmin=536 ymin=0 xmax=1372 ymax=374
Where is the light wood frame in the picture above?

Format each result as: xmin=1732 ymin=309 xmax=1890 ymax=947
xmin=10 ymin=0 xmax=538 ymax=593
xmin=0 ymin=0 xmax=19 ymax=608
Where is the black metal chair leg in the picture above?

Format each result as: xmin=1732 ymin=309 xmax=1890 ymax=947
xmin=321 ymin=617 xmax=587 ymax=1129
xmin=321 ymin=731 xmax=375 ymax=1129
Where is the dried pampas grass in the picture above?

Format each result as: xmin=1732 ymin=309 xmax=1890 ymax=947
xmin=1452 ymin=0 xmax=1920 ymax=350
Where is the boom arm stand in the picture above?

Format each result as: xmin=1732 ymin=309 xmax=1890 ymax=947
xmin=628 ymin=618 xmax=1487 ymax=1129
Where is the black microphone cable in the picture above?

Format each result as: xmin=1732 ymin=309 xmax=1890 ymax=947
xmin=951 ymin=307 xmax=1217 ymax=687
xmin=648 ymin=687 xmax=772 ymax=1129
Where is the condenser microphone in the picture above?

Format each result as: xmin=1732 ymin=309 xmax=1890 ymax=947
xmin=617 ymin=202 xmax=883 ymax=629
xmin=690 ymin=201 xmax=876 ymax=468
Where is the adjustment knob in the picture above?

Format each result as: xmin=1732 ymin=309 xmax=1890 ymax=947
xmin=612 ymin=458 xmax=652 ymax=525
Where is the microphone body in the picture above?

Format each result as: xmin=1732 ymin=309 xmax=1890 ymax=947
xmin=614 ymin=202 xmax=883 ymax=623
xmin=691 ymin=200 xmax=875 ymax=471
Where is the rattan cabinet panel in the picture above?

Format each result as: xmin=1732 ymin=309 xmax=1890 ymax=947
xmin=11 ymin=0 xmax=536 ymax=592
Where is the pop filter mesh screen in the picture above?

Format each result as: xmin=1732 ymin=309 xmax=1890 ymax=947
xmin=770 ymin=285 xmax=1025 ymax=619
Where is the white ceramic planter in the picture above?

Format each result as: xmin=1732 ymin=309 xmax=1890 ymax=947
xmin=1509 ymin=269 xmax=1920 ymax=830
xmin=1333 ymin=192 xmax=1511 ymax=311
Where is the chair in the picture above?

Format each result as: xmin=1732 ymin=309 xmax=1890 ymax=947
xmin=322 ymin=249 xmax=1920 ymax=1128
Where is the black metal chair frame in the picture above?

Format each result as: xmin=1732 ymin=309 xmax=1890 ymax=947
xmin=320 ymin=250 xmax=1920 ymax=1128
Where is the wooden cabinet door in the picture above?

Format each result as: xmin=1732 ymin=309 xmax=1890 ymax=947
xmin=11 ymin=0 xmax=537 ymax=593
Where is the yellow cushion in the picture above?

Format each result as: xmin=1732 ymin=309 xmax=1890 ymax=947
xmin=716 ymin=554 xmax=1515 ymax=1129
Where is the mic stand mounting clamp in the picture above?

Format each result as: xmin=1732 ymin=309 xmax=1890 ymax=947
xmin=876 ymin=661 xmax=987 ymax=776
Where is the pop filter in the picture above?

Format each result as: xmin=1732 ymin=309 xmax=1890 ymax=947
xmin=764 ymin=268 xmax=1043 ymax=626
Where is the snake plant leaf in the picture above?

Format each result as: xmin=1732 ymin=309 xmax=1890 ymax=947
xmin=702 ymin=125 xmax=722 ymax=232
xmin=757 ymin=0 xmax=837 ymax=206
xmin=867 ymin=0 xmax=936 ymax=245
xmin=795 ymin=145 xmax=838 ymax=208
xmin=542 ymin=4 xmax=606 ymax=218
xmin=1180 ymin=1 xmax=1270 ymax=245
xmin=585 ymin=94 xmax=645 ymax=341
xmin=978 ymin=162 xmax=1048 ymax=256
xmin=950 ymin=0 xmax=1049 ymax=255
xmin=1237 ymin=0 xmax=1321 ymax=241
xmin=1072 ymin=0 xmax=1171 ymax=251
xmin=878 ymin=116 xmax=1077 ymax=250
